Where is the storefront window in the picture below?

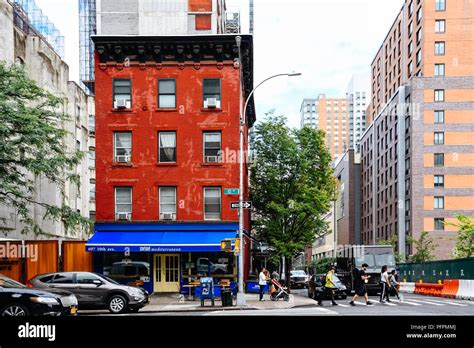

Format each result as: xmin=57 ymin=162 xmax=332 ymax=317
xmin=181 ymin=252 xmax=236 ymax=281
xmin=103 ymin=253 xmax=151 ymax=285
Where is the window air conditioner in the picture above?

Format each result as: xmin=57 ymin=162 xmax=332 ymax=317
xmin=117 ymin=213 xmax=131 ymax=221
xmin=205 ymin=155 xmax=220 ymax=163
xmin=116 ymin=155 xmax=131 ymax=163
xmin=115 ymin=99 xmax=128 ymax=109
xmin=161 ymin=213 xmax=176 ymax=221
xmin=204 ymin=98 xmax=219 ymax=108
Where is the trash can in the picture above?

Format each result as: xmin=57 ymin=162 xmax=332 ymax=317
xmin=221 ymin=289 xmax=233 ymax=307
xmin=200 ymin=277 xmax=215 ymax=307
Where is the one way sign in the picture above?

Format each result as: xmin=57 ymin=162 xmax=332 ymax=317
xmin=230 ymin=201 xmax=252 ymax=209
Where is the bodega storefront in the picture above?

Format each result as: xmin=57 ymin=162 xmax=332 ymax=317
xmin=86 ymin=222 xmax=239 ymax=295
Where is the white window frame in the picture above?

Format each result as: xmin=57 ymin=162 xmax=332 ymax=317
xmin=114 ymin=132 xmax=132 ymax=162
xmin=203 ymin=187 xmax=221 ymax=221
xmin=435 ymin=42 xmax=445 ymax=55
xmin=159 ymin=187 xmax=177 ymax=219
xmin=158 ymin=131 xmax=177 ymax=163
xmin=115 ymin=187 xmax=132 ymax=220
xmin=203 ymin=131 xmax=222 ymax=163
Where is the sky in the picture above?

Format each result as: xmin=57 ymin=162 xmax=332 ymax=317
xmin=35 ymin=0 xmax=404 ymax=128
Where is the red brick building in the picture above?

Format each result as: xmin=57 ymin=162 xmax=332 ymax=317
xmin=86 ymin=35 xmax=254 ymax=294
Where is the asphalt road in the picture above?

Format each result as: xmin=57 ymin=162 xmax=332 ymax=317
xmin=84 ymin=289 xmax=474 ymax=316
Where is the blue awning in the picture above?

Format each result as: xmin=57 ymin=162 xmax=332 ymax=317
xmin=86 ymin=223 xmax=239 ymax=253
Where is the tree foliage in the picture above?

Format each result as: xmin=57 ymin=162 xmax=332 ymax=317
xmin=445 ymin=214 xmax=474 ymax=259
xmin=0 ymin=61 xmax=91 ymax=236
xmin=307 ymin=257 xmax=335 ymax=275
xmin=408 ymin=231 xmax=437 ymax=263
xmin=250 ymin=114 xmax=337 ymax=288
xmin=377 ymin=235 xmax=405 ymax=263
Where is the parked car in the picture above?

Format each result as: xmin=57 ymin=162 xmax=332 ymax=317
xmin=28 ymin=272 xmax=149 ymax=314
xmin=0 ymin=274 xmax=78 ymax=316
xmin=290 ymin=270 xmax=308 ymax=288
xmin=307 ymin=273 xmax=348 ymax=301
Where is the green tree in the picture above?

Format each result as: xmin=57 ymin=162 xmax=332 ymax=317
xmin=0 ymin=61 xmax=91 ymax=236
xmin=408 ymin=231 xmax=438 ymax=263
xmin=445 ymin=215 xmax=474 ymax=258
xmin=307 ymin=257 xmax=335 ymax=275
xmin=250 ymin=114 xmax=337 ymax=291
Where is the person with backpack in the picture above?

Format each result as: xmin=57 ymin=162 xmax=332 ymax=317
xmin=318 ymin=266 xmax=338 ymax=306
xmin=379 ymin=265 xmax=391 ymax=303
xmin=349 ymin=263 xmax=374 ymax=306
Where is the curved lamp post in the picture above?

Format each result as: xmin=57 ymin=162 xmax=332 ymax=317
xmin=236 ymin=36 xmax=301 ymax=306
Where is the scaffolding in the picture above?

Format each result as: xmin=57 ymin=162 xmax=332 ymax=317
xmin=13 ymin=0 xmax=65 ymax=58
xmin=224 ymin=9 xmax=240 ymax=34
xmin=79 ymin=0 xmax=96 ymax=94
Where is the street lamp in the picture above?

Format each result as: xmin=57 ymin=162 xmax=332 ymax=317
xmin=236 ymin=35 xmax=301 ymax=306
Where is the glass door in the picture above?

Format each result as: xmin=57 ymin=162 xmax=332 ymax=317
xmin=153 ymin=254 xmax=180 ymax=293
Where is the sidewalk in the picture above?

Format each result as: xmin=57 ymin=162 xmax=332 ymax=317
xmin=140 ymin=292 xmax=317 ymax=313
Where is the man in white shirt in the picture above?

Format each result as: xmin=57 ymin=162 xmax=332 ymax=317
xmin=259 ymin=267 xmax=268 ymax=301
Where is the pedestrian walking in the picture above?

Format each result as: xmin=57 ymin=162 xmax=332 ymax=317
xmin=318 ymin=266 xmax=338 ymax=306
xmin=390 ymin=269 xmax=402 ymax=301
xmin=349 ymin=263 xmax=374 ymax=306
xmin=379 ymin=265 xmax=391 ymax=303
xmin=259 ymin=267 xmax=268 ymax=301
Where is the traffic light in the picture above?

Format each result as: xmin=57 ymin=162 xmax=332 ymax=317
xmin=220 ymin=239 xmax=232 ymax=252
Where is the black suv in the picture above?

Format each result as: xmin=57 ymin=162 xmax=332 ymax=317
xmin=29 ymin=272 xmax=149 ymax=314
xmin=0 ymin=274 xmax=78 ymax=316
xmin=307 ymin=273 xmax=348 ymax=302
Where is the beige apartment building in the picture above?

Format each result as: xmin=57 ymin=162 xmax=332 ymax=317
xmin=362 ymin=0 xmax=474 ymax=259
xmin=300 ymin=95 xmax=350 ymax=159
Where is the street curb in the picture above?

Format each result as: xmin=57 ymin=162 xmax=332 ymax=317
xmin=139 ymin=306 xmax=259 ymax=313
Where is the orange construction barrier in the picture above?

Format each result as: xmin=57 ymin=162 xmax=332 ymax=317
xmin=441 ymin=280 xmax=459 ymax=299
xmin=414 ymin=283 xmax=443 ymax=297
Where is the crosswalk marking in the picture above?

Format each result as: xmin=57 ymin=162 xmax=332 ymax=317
xmin=335 ymin=303 xmax=350 ymax=308
xmin=391 ymin=299 xmax=421 ymax=306
xmin=354 ymin=301 xmax=372 ymax=306
xmin=419 ymin=299 xmax=468 ymax=307
xmin=377 ymin=300 xmax=397 ymax=306
xmin=404 ymin=299 xmax=445 ymax=306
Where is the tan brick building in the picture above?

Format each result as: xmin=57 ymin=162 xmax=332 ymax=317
xmin=362 ymin=0 xmax=474 ymax=259
xmin=300 ymin=95 xmax=350 ymax=159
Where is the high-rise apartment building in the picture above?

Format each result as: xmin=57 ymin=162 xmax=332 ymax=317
xmin=300 ymin=95 xmax=350 ymax=159
xmin=361 ymin=0 xmax=474 ymax=259
xmin=79 ymin=0 xmax=228 ymax=94
xmin=347 ymin=73 xmax=370 ymax=152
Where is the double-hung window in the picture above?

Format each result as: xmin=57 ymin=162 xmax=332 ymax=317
xmin=115 ymin=187 xmax=132 ymax=220
xmin=203 ymin=79 xmax=221 ymax=108
xmin=159 ymin=187 xmax=176 ymax=220
xmin=203 ymin=132 xmax=222 ymax=163
xmin=114 ymin=132 xmax=132 ymax=162
xmin=158 ymin=79 xmax=176 ymax=108
xmin=158 ymin=132 xmax=177 ymax=162
xmin=434 ymin=153 xmax=444 ymax=166
xmin=113 ymin=79 xmax=132 ymax=108
xmin=204 ymin=187 xmax=221 ymax=220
